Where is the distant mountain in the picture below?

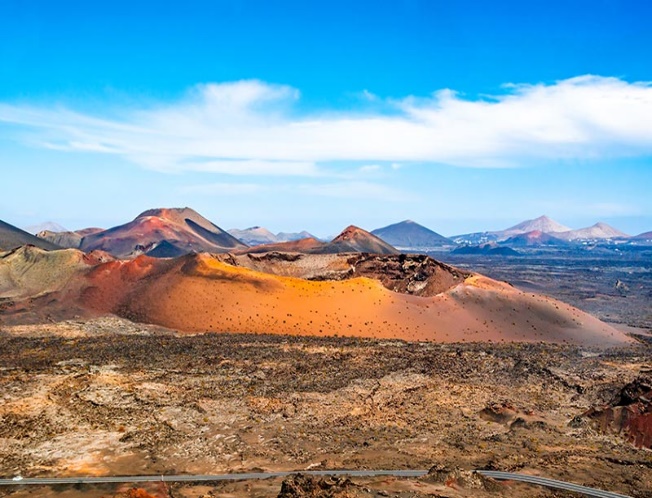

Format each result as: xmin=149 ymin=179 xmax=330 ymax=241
xmin=452 ymin=243 xmax=520 ymax=256
xmin=452 ymin=215 xmax=570 ymax=244
xmin=240 ymin=237 xmax=325 ymax=254
xmin=228 ymin=226 xmax=279 ymax=246
xmin=80 ymin=207 xmax=247 ymax=258
xmin=555 ymin=222 xmax=629 ymax=241
xmin=23 ymin=221 xmax=68 ymax=235
xmin=632 ymin=231 xmax=652 ymax=241
xmin=0 ymin=219 xmax=61 ymax=252
xmin=501 ymin=230 xmax=569 ymax=247
xmin=37 ymin=227 xmax=105 ymax=250
xmin=228 ymin=227 xmax=318 ymax=246
xmin=504 ymin=215 xmax=571 ymax=235
xmin=241 ymin=226 xmax=398 ymax=255
xmin=276 ymin=231 xmax=316 ymax=242
xmin=371 ymin=220 xmax=452 ymax=248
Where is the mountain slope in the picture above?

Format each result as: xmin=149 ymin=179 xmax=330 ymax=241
xmin=240 ymin=226 xmax=399 ymax=255
xmin=37 ymin=227 xmax=105 ymax=250
xmin=501 ymin=230 xmax=570 ymax=247
xmin=0 ymin=219 xmax=61 ymax=252
xmin=0 ymin=248 xmax=632 ymax=346
xmin=371 ymin=220 xmax=452 ymax=248
xmin=80 ymin=207 xmax=247 ymax=258
xmin=556 ymin=222 xmax=629 ymax=241
xmin=504 ymin=215 xmax=571 ymax=234
xmin=228 ymin=226 xmax=279 ymax=246
xmin=24 ymin=221 xmax=68 ymax=235
xmin=325 ymin=226 xmax=399 ymax=254
xmin=452 ymin=215 xmax=571 ymax=244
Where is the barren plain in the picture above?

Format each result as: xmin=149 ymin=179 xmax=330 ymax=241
xmin=0 ymin=317 xmax=651 ymax=497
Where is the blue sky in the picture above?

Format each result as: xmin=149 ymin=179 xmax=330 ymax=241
xmin=1 ymin=0 xmax=651 ymax=236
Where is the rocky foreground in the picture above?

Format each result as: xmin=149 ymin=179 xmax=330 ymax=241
xmin=0 ymin=318 xmax=651 ymax=497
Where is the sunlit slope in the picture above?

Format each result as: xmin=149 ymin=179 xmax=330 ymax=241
xmin=78 ymin=253 xmax=632 ymax=346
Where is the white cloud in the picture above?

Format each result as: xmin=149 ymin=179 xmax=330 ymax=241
xmin=181 ymin=182 xmax=268 ymax=195
xmin=181 ymin=180 xmax=411 ymax=201
xmin=1 ymin=75 xmax=651 ymax=172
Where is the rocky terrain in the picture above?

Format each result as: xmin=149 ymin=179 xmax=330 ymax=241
xmin=0 ymin=318 xmax=650 ymax=497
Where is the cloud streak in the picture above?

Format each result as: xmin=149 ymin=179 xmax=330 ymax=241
xmin=1 ymin=76 xmax=651 ymax=173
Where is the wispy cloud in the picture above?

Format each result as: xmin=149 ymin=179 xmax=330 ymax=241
xmin=180 ymin=180 xmax=413 ymax=202
xmin=1 ymin=76 xmax=651 ymax=172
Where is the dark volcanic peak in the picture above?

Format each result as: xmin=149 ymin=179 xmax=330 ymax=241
xmin=371 ymin=220 xmax=452 ymax=248
xmin=0 ymin=219 xmax=61 ymax=252
xmin=80 ymin=207 xmax=247 ymax=259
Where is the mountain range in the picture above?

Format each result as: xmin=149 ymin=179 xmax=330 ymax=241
xmin=2 ymin=210 xmax=650 ymax=256
xmin=451 ymin=215 xmax=633 ymax=245
xmin=227 ymin=226 xmax=316 ymax=246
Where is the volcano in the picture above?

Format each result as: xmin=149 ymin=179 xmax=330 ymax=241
xmin=80 ymin=207 xmax=247 ymax=258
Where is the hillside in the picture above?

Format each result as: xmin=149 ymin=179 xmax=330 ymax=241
xmin=79 ymin=207 xmax=247 ymax=258
xmin=452 ymin=215 xmax=571 ymax=244
xmin=501 ymin=230 xmax=569 ymax=247
xmin=325 ymin=225 xmax=399 ymax=254
xmin=0 ymin=219 xmax=61 ymax=252
xmin=228 ymin=226 xmax=279 ymax=245
xmin=37 ymin=227 xmax=104 ymax=249
xmin=371 ymin=220 xmax=452 ymax=248
xmin=0 ymin=247 xmax=633 ymax=346
xmin=504 ymin=215 xmax=571 ymax=235
xmin=556 ymin=222 xmax=630 ymax=241
xmin=240 ymin=226 xmax=398 ymax=255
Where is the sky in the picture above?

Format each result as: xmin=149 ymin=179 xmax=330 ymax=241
xmin=1 ymin=0 xmax=651 ymax=237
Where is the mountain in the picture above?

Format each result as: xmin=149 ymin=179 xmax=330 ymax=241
xmin=240 ymin=226 xmax=398 ymax=255
xmin=504 ymin=215 xmax=571 ymax=235
xmin=555 ymin=222 xmax=629 ymax=241
xmin=325 ymin=226 xmax=398 ymax=254
xmin=632 ymin=231 xmax=652 ymax=241
xmin=240 ymin=237 xmax=325 ymax=254
xmin=501 ymin=230 xmax=569 ymax=247
xmin=228 ymin=226 xmax=279 ymax=246
xmin=452 ymin=215 xmax=571 ymax=244
xmin=37 ymin=227 xmax=105 ymax=250
xmin=0 ymin=247 xmax=632 ymax=346
xmin=24 ymin=221 xmax=68 ymax=235
xmin=228 ymin=227 xmax=318 ymax=246
xmin=0 ymin=219 xmax=61 ymax=252
xmin=80 ymin=207 xmax=247 ymax=258
xmin=371 ymin=220 xmax=452 ymax=248
xmin=276 ymin=231 xmax=316 ymax=242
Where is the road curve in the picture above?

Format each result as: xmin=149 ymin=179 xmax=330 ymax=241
xmin=0 ymin=469 xmax=633 ymax=497
xmin=477 ymin=470 xmax=632 ymax=498
xmin=0 ymin=469 xmax=428 ymax=486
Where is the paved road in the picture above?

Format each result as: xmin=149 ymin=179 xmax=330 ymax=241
xmin=0 ymin=469 xmax=428 ymax=486
xmin=477 ymin=470 xmax=632 ymax=498
xmin=0 ymin=469 xmax=633 ymax=497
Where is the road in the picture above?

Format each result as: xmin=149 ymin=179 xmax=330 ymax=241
xmin=0 ymin=469 xmax=632 ymax=497
xmin=477 ymin=470 xmax=632 ymax=498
